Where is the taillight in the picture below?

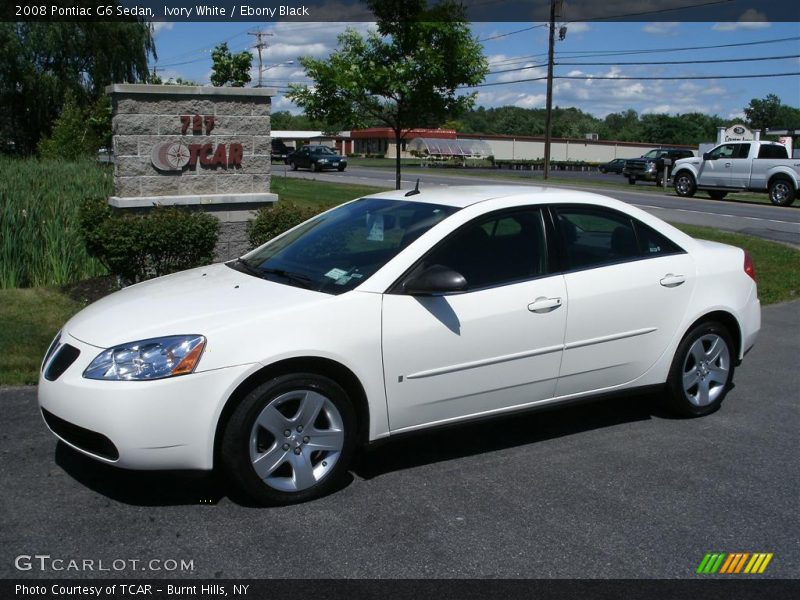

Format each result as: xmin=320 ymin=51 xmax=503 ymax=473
xmin=743 ymin=251 xmax=757 ymax=282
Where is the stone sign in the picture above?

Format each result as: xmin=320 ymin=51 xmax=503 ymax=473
xmin=107 ymin=84 xmax=278 ymax=260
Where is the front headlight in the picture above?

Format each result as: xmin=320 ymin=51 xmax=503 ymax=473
xmin=83 ymin=335 xmax=206 ymax=381
xmin=646 ymin=161 xmax=656 ymax=172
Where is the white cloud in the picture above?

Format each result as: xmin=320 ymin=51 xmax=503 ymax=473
xmin=712 ymin=9 xmax=770 ymax=31
xmin=565 ymin=22 xmax=590 ymax=35
xmin=642 ymin=22 xmax=679 ymax=35
xmin=151 ymin=22 xmax=174 ymax=36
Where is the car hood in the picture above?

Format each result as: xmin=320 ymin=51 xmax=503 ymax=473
xmin=65 ymin=263 xmax=330 ymax=348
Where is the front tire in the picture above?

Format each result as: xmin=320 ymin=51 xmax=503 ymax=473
xmin=221 ymin=373 xmax=356 ymax=505
xmin=337 ymin=165 xmax=346 ymax=172
xmin=665 ymin=322 xmax=735 ymax=418
xmin=674 ymin=171 xmax=696 ymax=197
xmin=769 ymin=177 xmax=795 ymax=206
xmin=289 ymin=161 xmax=297 ymax=171
xmin=628 ymin=177 xmax=636 ymax=185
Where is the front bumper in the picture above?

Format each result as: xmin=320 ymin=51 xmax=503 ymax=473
xmin=38 ymin=332 xmax=255 ymax=470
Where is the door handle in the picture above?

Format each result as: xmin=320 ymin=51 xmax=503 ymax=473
xmin=724 ymin=162 xmax=731 ymax=168
xmin=660 ymin=274 xmax=686 ymax=288
xmin=528 ymin=297 xmax=562 ymax=313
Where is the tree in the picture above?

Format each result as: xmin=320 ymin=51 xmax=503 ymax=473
xmin=288 ymin=0 xmax=488 ymax=189
xmin=0 ymin=15 xmax=154 ymax=155
xmin=210 ymin=43 xmax=252 ymax=88
xmin=744 ymin=94 xmax=781 ymax=132
xmin=38 ymin=93 xmax=111 ymax=159
xmin=150 ymin=74 xmax=200 ymax=86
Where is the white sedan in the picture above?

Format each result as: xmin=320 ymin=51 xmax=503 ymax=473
xmin=39 ymin=186 xmax=760 ymax=505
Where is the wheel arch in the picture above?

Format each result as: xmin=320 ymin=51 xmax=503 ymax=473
xmin=767 ymin=171 xmax=797 ymax=191
xmin=213 ymin=356 xmax=371 ymax=468
xmin=682 ymin=310 xmax=742 ymax=362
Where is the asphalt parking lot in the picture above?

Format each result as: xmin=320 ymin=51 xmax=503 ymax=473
xmin=2 ymin=301 xmax=798 ymax=580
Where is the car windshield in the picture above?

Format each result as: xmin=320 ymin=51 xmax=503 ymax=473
xmin=642 ymin=150 xmax=661 ymax=158
xmin=312 ymin=146 xmax=336 ymax=154
xmin=231 ymin=198 xmax=460 ymax=294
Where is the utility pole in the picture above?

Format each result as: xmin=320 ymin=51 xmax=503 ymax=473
xmin=248 ymin=30 xmax=273 ymax=88
xmin=543 ymin=0 xmax=559 ymax=180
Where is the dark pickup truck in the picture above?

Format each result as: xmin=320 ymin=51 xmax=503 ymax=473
xmin=623 ymin=148 xmax=695 ymax=186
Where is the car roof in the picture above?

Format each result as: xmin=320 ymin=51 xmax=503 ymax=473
xmin=361 ymin=184 xmax=615 ymax=209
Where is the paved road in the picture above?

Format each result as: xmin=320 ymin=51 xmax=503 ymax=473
xmin=2 ymin=301 xmax=798 ymax=579
xmin=275 ymin=165 xmax=800 ymax=245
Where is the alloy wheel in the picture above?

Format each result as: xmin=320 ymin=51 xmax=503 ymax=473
xmin=249 ymin=390 xmax=345 ymax=492
xmin=681 ymin=334 xmax=730 ymax=407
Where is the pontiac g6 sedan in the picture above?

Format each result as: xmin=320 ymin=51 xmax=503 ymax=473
xmin=39 ymin=186 xmax=760 ymax=505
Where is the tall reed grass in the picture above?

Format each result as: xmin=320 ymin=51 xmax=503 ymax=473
xmin=0 ymin=158 xmax=111 ymax=288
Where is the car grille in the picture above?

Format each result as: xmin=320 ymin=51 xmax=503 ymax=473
xmin=44 ymin=344 xmax=80 ymax=381
xmin=41 ymin=409 xmax=119 ymax=461
xmin=624 ymin=160 xmax=650 ymax=175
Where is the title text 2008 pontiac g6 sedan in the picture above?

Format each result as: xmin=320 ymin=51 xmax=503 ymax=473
xmin=39 ymin=186 xmax=760 ymax=505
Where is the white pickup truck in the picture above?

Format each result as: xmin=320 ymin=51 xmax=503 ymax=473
xmin=671 ymin=140 xmax=800 ymax=206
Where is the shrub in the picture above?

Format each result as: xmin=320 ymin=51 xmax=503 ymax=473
xmin=248 ymin=202 xmax=328 ymax=249
xmin=79 ymin=198 xmax=219 ymax=284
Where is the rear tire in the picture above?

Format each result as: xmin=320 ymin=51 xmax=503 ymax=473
xmin=708 ymin=190 xmax=728 ymax=200
xmin=768 ymin=177 xmax=795 ymax=206
xmin=221 ymin=373 xmax=356 ymax=506
xmin=665 ymin=322 xmax=735 ymax=418
xmin=673 ymin=171 xmax=696 ymax=197
xmin=312 ymin=162 xmax=321 ymax=172
xmin=289 ymin=161 xmax=297 ymax=171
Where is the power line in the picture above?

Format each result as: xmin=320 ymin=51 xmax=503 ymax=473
xmin=462 ymin=71 xmax=800 ymax=88
xmin=486 ymin=53 xmax=800 ymax=76
xmin=554 ymin=35 xmax=800 ymax=58
xmin=576 ymin=0 xmax=733 ymax=22
xmin=154 ymin=27 xmax=251 ymax=64
xmin=478 ymin=24 xmax=548 ymax=42
xmin=558 ymin=71 xmax=800 ymax=80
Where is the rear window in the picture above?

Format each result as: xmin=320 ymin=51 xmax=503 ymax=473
xmin=758 ymin=145 xmax=789 ymax=159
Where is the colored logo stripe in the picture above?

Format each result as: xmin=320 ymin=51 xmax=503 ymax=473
xmin=697 ymin=553 xmax=773 ymax=574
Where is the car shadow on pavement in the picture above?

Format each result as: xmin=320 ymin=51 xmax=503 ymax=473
xmin=54 ymin=442 xmax=228 ymax=507
xmin=53 ymin=391 xmax=670 ymax=506
xmin=353 ymin=391 xmax=669 ymax=480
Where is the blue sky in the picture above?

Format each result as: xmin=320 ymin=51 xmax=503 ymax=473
xmin=150 ymin=18 xmax=800 ymax=120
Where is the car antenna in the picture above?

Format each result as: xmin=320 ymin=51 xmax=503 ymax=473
xmin=405 ymin=178 xmax=421 ymax=197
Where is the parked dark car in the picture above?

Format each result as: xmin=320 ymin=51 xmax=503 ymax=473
xmin=623 ymin=148 xmax=695 ymax=186
xmin=598 ymin=158 xmax=626 ymax=174
xmin=271 ymin=139 xmax=291 ymax=162
xmin=287 ymin=145 xmax=347 ymax=172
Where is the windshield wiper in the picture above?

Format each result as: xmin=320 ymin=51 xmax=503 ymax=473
xmin=230 ymin=258 xmax=265 ymax=278
xmin=260 ymin=267 xmax=314 ymax=288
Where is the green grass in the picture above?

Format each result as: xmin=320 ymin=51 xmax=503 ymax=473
xmin=0 ymin=158 xmax=111 ymax=289
xmin=0 ymin=288 xmax=82 ymax=385
xmin=271 ymin=175 xmax=389 ymax=208
xmin=673 ymin=224 xmax=800 ymax=305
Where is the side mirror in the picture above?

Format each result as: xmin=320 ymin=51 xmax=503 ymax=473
xmin=405 ymin=264 xmax=468 ymax=296
xmin=703 ymin=152 xmax=713 ymax=160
